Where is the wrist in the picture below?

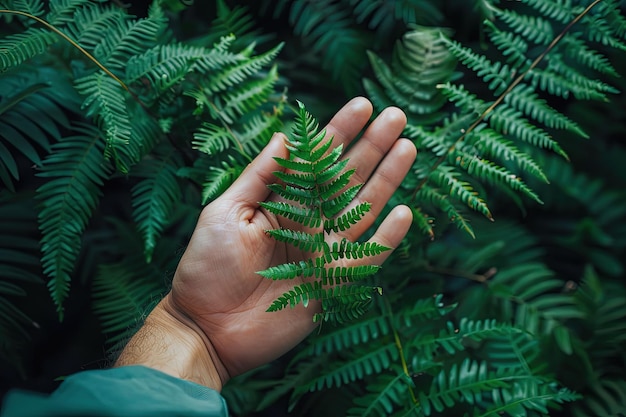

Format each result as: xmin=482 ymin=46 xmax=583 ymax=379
xmin=115 ymin=294 xmax=227 ymax=391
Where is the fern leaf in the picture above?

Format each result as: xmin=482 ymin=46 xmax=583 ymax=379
xmin=328 ymin=240 xmax=390 ymax=260
xmin=321 ymin=183 xmax=362 ymax=218
xmin=131 ymin=149 xmax=183 ymax=263
xmin=192 ymin=123 xmax=232 ymax=155
xmin=266 ymin=281 xmax=324 ymax=310
xmin=36 ymin=124 xmax=112 ymax=318
xmin=63 ymin=3 xmax=127 ymax=50
xmin=213 ymin=64 xmax=279 ymax=123
xmin=257 ymin=259 xmax=317 ymax=281
xmin=266 ymin=229 xmax=326 ymax=253
xmin=259 ymin=102 xmax=386 ymax=321
xmin=299 ymin=315 xmax=391 ymax=359
xmin=414 ymin=185 xmax=477 ymax=236
xmin=503 ymin=84 xmax=587 ymax=137
xmin=317 ymin=285 xmax=382 ymax=323
xmin=201 ymin=160 xmax=244 ymax=204
xmin=319 ymin=265 xmax=383 ymax=286
xmin=429 ymin=167 xmax=492 ymax=220
xmin=92 ymin=258 xmax=162 ymax=344
xmin=208 ymin=43 xmax=283 ymax=92
xmin=93 ymin=12 xmax=167 ymax=70
xmin=418 ymin=360 xmax=512 ymax=415
xmin=75 ymin=71 xmax=133 ymax=172
xmin=324 ymin=202 xmax=372 ymax=232
xmin=0 ymin=28 xmax=57 ymax=72
xmin=495 ymin=8 xmax=554 ymax=45
xmin=47 ymin=0 xmax=95 ymax=25
xmin=452 ymin=150 xmax=542 ymax=203
xmin=308 ymin=342 xmax=399 ymax=391
xmin=465 ymin=128 xmax=548 ymax=183
xmin=259 ymin=201 xmax=322 ymax=228
xmin=347 ymin=372 xmax=410 ymax=417
xmin=444 ymin=38 xmax=511 ymax=95
xmin=522 ymin=0 xmax=577 ymax=24
xmin=364 ymin=26 xmax=456 ymax=122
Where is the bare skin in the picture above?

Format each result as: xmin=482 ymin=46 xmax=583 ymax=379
xmin=116 ymin=97 xmax=417 ymax=391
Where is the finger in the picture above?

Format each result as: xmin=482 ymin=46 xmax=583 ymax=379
xmin=339 ymin=138 xmax=417 ymax=241
xmin=364 ymin=204 xmax=413 ymax=266
xmin=221 ymin=132 xmax=288 ymax=207
xmin=343 ymin=106 xmax=408 ymax=187
xmin=323 ymin=97 xmax=373 ymax=150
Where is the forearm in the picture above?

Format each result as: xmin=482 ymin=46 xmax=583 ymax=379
xmin=115 ymin=295 xmax=226 ymax=391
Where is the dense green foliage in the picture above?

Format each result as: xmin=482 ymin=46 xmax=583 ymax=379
xmin=1 ymin=0 xmax=625 ymax=416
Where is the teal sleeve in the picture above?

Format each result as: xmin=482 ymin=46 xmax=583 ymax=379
xmin=0 ymin=366 xmax=228 ymax=417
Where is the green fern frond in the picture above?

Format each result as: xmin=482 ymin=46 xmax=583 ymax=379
xmin=200 ymin=159 xmax=244 ymax=204
xmin=324 ymin=202 xmax=372 ymax=232
xmin=306 ymin=342 xmax=399 ymax=391
xmin=0 ymin=68 xmax=75 ymax=190
xmin=562 ymin=33 xmax=620 ymax=77
xmin=347 ymin=372 xmax=410 ymax=417
xmin=125 ymin=44 xmax=197 ymax=101
xmin=131 ymin=149 xmax=183 ymax=263
xmin=429 ymin=318 xmax=524 ymax=357
xmin=92 ymin=258 xmax=162 ymax=345
xmin=428 ymin=167 xmax=492 ymax=220
xmin=0 ymin=0 xmax=45 ymax=19
xmin=259 ymin=101 xmax=388 ymax=322
xmin=196 ymin=0 xmax=262 ymax=52
xmin=63 ymin=3 xmax=127 ymax=50
xmin=92 ymin=10 xmax=167 ymax=70
xmin=46 ymin=0 xmax=95 ymax=25
xmin=0 ymin=28 xmax=57 ymax=71
xmin=465 ymin=128 xmax=548 ymax=182
xmin=495 ymin=8 xmax=554 ymax=45
xmin=503 ymin=84 xmax=587 ymax=137
xmin=267 ymin=229 xmax=326 ymax=253
xmin=364 ymin=26 xmax=456 ymax=123
xmin=414 ymin=185 xmax=476 ymax=236
xmin=259 ymin=201 xmax=322 ymax=228
xmin=572 ymin=378 xmax=626 ymax=417
xmin=212 ymin=64 xmax=280 ymax=124
xmin=444 ymin=38 xmax=511 ymax=95
xmin=319 ymin=266 xmax=383 ymax=286
xmin=472 ymin=380 xmax=581 ymax=417
xmin=208 ymin=43 xmax=283 ymax=93
xmin=452 ymin=150 xmax=542 ymax=203
xmin=258 ymin=259 xmax=318 ymax=281
xmin=286 ymin=0 xmax=370 ymax=91
xmin=192 ymin=123 xmax=232 ymax=156
xmin=418 ymin=360 xmax=507 ymax=415
xmin=75 ymin=71 xmax=134 ymax=172
xmin=301 ymin=315 xmax=391 ymax=359
xmin=522 ymin=0 xmax=577 ymax=24
xmin=266 ymin=281 xmax=326 ymax=311
xmin=36 ymin=124 xmax=112 ymax=319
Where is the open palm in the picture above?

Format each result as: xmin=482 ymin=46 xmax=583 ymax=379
xmin=165 ymin=97 xmax=417 ymax=381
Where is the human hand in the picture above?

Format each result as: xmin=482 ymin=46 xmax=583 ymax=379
xmin=118 ymin=97 xmax=417 ymax=390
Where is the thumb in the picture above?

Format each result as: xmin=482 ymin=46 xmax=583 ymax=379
xmin=221 ymin=132 xmax=288 ymax=206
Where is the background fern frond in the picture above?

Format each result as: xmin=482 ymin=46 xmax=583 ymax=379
xmin=36 ymin=124 xmax=112 ymax=318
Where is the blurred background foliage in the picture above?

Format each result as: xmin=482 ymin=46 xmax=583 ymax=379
xmin=0 ymin=0 xmax=625 ymax=415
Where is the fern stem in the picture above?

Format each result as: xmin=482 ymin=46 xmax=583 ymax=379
xmin=383 ymin=298 xmax=419 ymax=407
xmin=0 ymin=9 xmax=129 ymax=92
xmin=410 ymin=0 xmax=603 ymax=202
